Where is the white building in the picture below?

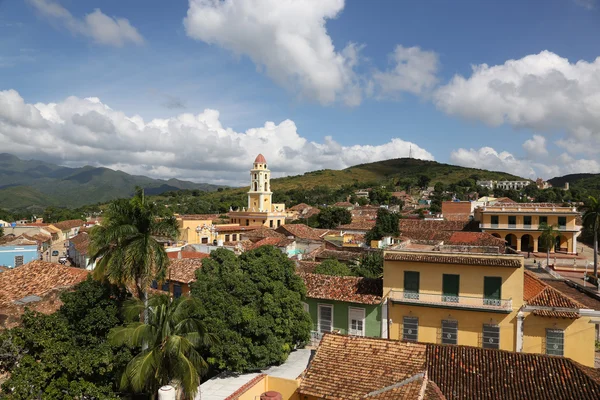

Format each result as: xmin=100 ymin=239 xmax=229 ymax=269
xmin=476 ymin=180 xmax=531 ymax=191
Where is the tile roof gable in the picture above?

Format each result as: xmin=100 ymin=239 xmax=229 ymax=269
xmin=524 ymin=271 xmax=585 ymax=318
xmin=299 ymin=272 xmax=382 ymax=305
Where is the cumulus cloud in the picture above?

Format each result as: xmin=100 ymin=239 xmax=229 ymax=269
xmin=28 ymin=0 xmax=144 ymax=47
xmin=450 ymin=146 xmax=600 ymax=180
xmin=522 ymin=135 xmax=548 ymax=159
xmin=574 ymin=0 xmax=596 ymax=10
xmin=0 ymin=89 xmax=433 ymax=185
xmin=183 ymin=0 xmax=362 ymax=106
xmin=371 ymin=45 xmax=440 ymax=99
xmin=434 ymin=51 xmax=600 ymax=155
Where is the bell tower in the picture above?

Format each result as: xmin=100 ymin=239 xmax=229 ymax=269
xmin=248 ymin=154 xmax=272 ymax=212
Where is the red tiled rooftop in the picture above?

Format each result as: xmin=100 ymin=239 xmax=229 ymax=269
xmin=299 ymin=272 xmax=382 ymax=305
xmin=167 ymin=258 xmax=205 ymax=284
xmin=242 ymin=226 xmax=287 ymax=240
xmin=338 ymin=219 xmax=376 ymax=231
xmin=52 ymin=219 xmax=85 ymax=231
xmin=524 ymin=271 xmax=585 ymax=318
xmin=275 ymin=224 xmax=322 ymax=241
xmin=384 ymin=252 xmax=522 ymax=268
xmin=254 ymin=153 xmax=266 ymax=163
xmin=167 ymin=251 xmax=210 ymax=260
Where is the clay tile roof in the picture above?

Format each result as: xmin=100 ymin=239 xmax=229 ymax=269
xmin=167 ymin=251 xmax=210 ymax=260
xmin=338 ymin=219 xmax=376 ymax=231
xmin=178 ymin=214 xmax=221 ymax=221
xmin=275 ymin=224 xmax=322 ymax=241
xmin=0 ymin=261 xmax=88 ymax=307
xmin=44 ymin=225 xmax=62 ymax=234
xmin=254 ymin=153 xmax=266 ymax=163
xmin=543 ymin=280 xmax=600 ymax=311
xmin=333 ymin=201 xmax=354 ymax=208
xmin=299 ymin=273 xmax=382 ymax=304
xmin=249 ymin=237 xmax=294 ymax=250
xmin=289 ymin=203 xmax=312 ymax=212
xmin=298 ymin=334 xmax=428 ymax=399
xmin=52 ymin=219 xmax=85 ymax=231
xmin=70 ymin=232 xmax=90 ymax=255
xmin=523 ymin=271 xmax=584 ymax=318
xmin=384 ymin=252 xmax=522 ymax=268
xmin=399 ymin=219 xmax=473 ymax=232
xmin=426 ymin=343 xmax=600 ymax=399
xmin=242 ymin=226 xmax=286 ymax=240
xmin=314 ymin=248 xmax=362 ymax=262
xmin=21 ymin=233 xmax=52 ymax=243
xmin=447 ymin=232 xmax=506 ymax=251
xmin=167 ymin=258 xmax=204 ymax=284
xmin=0 ymin=236 xmax=37 ymax=246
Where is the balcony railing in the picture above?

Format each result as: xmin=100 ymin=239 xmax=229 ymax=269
xmin=479 ymin=223 xmax=579 ymax=231
xmin=389 ymin=289 xmax=512 ymax=313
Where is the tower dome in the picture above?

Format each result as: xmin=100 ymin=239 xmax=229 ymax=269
xmin=254 ymin=154 xmax=267 ymax=164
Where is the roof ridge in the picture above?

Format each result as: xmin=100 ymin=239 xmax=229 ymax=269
xmin=525 ymin=270 xmax=586 ymax=309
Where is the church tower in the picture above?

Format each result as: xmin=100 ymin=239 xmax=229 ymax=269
xmin=248 ymin=154 xmax=272 ymax=212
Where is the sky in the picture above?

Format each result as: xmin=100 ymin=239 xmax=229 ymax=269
xmin=1 ymin=0 xmax=600 ymax=186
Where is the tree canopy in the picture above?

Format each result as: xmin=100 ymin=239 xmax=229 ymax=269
xmin=364 ymin=208 xmax=401 ymax=243
xmin=317 ymin=207 xmax=352 ymax=229
xmin=0 ymin=278 xmax=131 ymax=399
xmin=355 ymin=250 xmax=384 ymax=279
xmin=314 ymin=259 xmax=355 ymax=276
xmin=190 ymin=246 xmax=311 ymax=373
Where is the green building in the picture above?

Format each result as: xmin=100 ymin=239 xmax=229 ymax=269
xmin=299 ymin=272 xmax=382 ymax=338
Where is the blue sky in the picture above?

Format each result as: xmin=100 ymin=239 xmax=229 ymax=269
xmin=1 ymin=0 xmax=599 ymax=184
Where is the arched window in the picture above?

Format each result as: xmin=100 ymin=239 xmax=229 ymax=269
xmin=264 ymin=182 xmax=268 ymax=191
xmin=254 ymin=173 xmax=257 ymax=179
xmin=254 ymin=182 xmax=258 ymax=191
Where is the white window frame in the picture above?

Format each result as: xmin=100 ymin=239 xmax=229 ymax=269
xmin=348 ymin=307 xmax=366 ymax=337
xmin=317 ymin=304 xmax=333 ymax=334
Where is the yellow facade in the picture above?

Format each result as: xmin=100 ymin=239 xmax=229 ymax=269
xmin=176 ymin=216 xmax=216 ymax=245
xmin=234 ymin=376 xmax=300 ymax=400
xmin=476 ymin=204 xmax=580 ymax=254
xmin=383 ymin=249 xmax=596 ymax=367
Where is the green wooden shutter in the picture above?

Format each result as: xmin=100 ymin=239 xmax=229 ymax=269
xmin=483 ymin=277 xmax=502 ymax=305
xmin=404 ymin=271 xmax=420 ymax=299
xmin=442 ymin=274 xmax=460 ymax=303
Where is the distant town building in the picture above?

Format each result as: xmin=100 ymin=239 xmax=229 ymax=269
xmin=476 ymin=180 xmax=532 ymax=191
xmin=0 ymin=237 xmax=39 ymax=269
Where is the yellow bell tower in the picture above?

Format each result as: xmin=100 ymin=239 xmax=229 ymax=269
xmin=248 ymin=154 xmax=272 ymax=212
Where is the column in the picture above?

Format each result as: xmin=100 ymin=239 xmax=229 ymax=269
xmin=516 ymin=311 xmax=524 ymax=352
xmin=516 ymin=237 xmax=522 ymax=252
xmin=533 ymin=236 xmax=539 ymax=253
xmin=573 ymin=233 xmax=578 ymax=255
xmin=381 ymin=298 xmax=388 ymax=339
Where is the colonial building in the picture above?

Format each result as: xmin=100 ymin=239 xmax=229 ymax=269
xmin=228 ymin=154 xmax=286 ymax=228
xmin=382 ymin=244 xmax=599 ymax=367
xmin=475 ymin=203 xmax=581 ymax=253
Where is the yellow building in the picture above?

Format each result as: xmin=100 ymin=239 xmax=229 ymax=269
xmin=475 ymin=203 xmax=581 ymax=254
xmin=228 ymin=154 xmax=287 ymax=228
xmin=382 ymin=245 xmax=598 ymax=367
xmin=175 ymin=214 xmax=220 ymax=245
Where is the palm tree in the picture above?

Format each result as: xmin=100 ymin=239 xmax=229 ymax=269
xmin=582 ymin=196 xmax=600 ymax=278
xmin=539 ymin=222 xmax=559 ymax=268
xmin=110 ymin=295 xmax=213 ymax=399
xmin=88 ymin=188 xmax=179 ymax=322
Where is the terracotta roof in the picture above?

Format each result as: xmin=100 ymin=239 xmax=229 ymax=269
xmin=401 ymin=230 xmax=453 ymax=241
xmin=21 ymin=233 xmax=52 ymax=243
xmin=426 ymin=343 xmax=600 ymax=400
xmin=543 ymin=280 xmax=600 ymax=311
xmin=249 ymin=237 xmax=294 ymax=250
xmin=52 ymin=219 xmax=85 ymax=231
xmin=215 ymin=225 xmax=260 ymax=233
xmin=299 ymin=273 xmax=382 ymax=305
xmin=333 ymin=201 xmax=354 ymax=208
xmin=289 ymin=203 xmax=312 ymax=212
xmin=167 ymin=258 xmax=204 ymax=284
xmin=275 ymin=224 xmax=322 ymax=241
xmin=384 ymin=252 xmax=522 ymax=268
xmin=0 ymin=261 xmax=88 ymax=307
xmin=494 ymin=197 xmax=518 ymax=204
xmin=167 ymin=251 xmax=210 ymax=260
xmin=524 ymin=271 xmax=585 ymax=318
xmin=225 ymin=374 xmax=267 ymax=400
xmin=44 ymin=225 xmax=62 ymax=234
xmin=300 ymin=334 xmax=600 ymax=400
xmin=254 ymin=153 xmax=266 ymax=163
xmin=298 ymin=334 xmax=428 ymax=399
xmin=19 ymin=222 xmax=49 ymax=227
xmin=338 ymin=219 xmax=376 ymax=231
xmin=399 ymin=219 xmax=474 ymax=232
xmin=0 ymin=236 xmax=37 ymax=246
xmin=446 ymin=232 xmax=506 ymax=251
xmin=242 ymin=226 xmax=286 ymax=240
xmin=69 ymin=232 xmax=90 ymax=255
xmin=314 ymin=248 xmax=362 ymax=262
xmin=296 ymin=261 xmax=321 ymax=273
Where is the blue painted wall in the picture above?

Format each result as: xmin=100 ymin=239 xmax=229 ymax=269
xmin=0 ymin=245 xmax=39 ymax=268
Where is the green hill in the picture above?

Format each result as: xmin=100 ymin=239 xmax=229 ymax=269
xmin=0 ymin=153 xmax=222 ymax=211
xmin=548 ymin=173 xmax=600 ymax=196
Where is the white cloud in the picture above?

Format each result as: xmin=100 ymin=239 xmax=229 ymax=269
xmin=450 ymin=146 xmax=600 ymax=180
xmin=435 ymin=51 xmax=600 ymax=155
xmin=28 ymin=0 xmax=143 ymax=47
xmin=574 ymin=0 xmax=596 ymax=10
xmin=371 ymin=45 xmax=440 ymax=98
xmin=183 ymin=0 xmax=362 ymax=106
xmin=522 ymin=134 xmax=548 ymax=159
xmin=0 ymin=89 xmax=433 ymax=185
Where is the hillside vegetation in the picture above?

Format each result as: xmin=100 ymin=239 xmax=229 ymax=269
xmin=548 ymin=173 xmax=600 ymax=196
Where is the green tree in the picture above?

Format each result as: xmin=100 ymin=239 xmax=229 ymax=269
xmin=110 ymin=295 xmax=212 ymax=399
xmin=88 ymin=188 xmax=179 ymax=322
xmin=582 ymin=196 xmax=600 ymax=278
xmin=0 ymin=278 xmax=131 ymax=399
xmin=539 ymin=223 xmax=559 ymax=268
xmin=315 ymin=258 xmax=354 ymax=276
xmin=317 ymin=207 xmax=352 ymax=229
xmin=369 ymin=187 xmax=392 ymax=205
xmin=355 ymin=251 xmax=384 ymax=278
xmin=417 ymin=175 xmax=431 ymax=189
xmin=364 ymin=208 xmax=401 ymax=243
xmin=191 ymin=247 xmax=311 ymax=372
